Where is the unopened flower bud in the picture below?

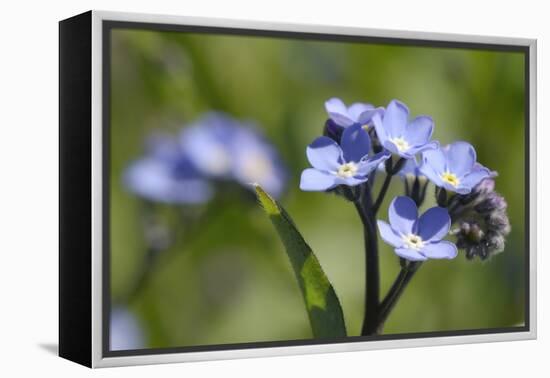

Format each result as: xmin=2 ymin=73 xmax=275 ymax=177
xmin=450 ymin=180 xmax=510 ymax=261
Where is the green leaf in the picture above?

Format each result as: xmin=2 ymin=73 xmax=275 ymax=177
xmin=254 ymin=185 xmax=347 ymax=338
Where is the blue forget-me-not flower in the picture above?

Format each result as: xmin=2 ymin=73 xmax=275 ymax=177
xmin=180 ymin=113 xmax=241 ymax=179
xmin=300 ymin=124 xmax=390 ymax=191
xmin=377 ymin=196 xmax=458 ymax=261
xmin=124 ymin=135 xmax=214 ymax=204
xmin=420 ymin=141 xmax=492 ymax=195
xmin=325 ymin=97 xmax=383 ymax=129
xmin=372 ymin=100 xmax=438 ymax=159
xmin=180 ymin=112 xmax=287 ymax=198
xmin=230 ymin=126 xmax=288 ymax=198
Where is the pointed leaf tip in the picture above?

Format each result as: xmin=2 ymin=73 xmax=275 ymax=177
xmin=254 ymin=184 xmax=347 ymax=338
xmin=254 ymin=184 xmax=280 ymax=216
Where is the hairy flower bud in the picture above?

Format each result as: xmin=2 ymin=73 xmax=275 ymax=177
xmin=475 ymin=193 xmax=508 ymax=214
xmin=449 ymin=178 xmax=511 ymax=261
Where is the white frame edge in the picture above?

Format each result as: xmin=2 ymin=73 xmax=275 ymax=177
xmin=90 ymin=10 xmax=537 ymax=368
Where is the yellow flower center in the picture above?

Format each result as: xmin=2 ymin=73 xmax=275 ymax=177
xmin=390 ymin=136 xmax=410 ymax=152
xmin=337 ymin=162 xmax=358 ymax=178
xmin=361 ymin=124 xmax=370 ymax=131
xmin=402 ymin=233 xmax=425 ymax=250
xmin=441 ymin=171 xmax=460 ymax=187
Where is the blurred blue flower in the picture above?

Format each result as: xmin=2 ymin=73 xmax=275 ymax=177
xmin=110 ymin=307 xmax=145 ymax=351
xmin=372 ymin=100 xmax=438 ymax=159
xmin=180 ymin=112 xmax=287 ymax=198
xmin=230 ymin=127 xmax=288 ymax=198
xmin=377 ymin=196 xmax=458 ymax=261
xmin=124 ymin=135 xmax=213 ymax=204
xmin=325 ymin=97 xmax=383 ymax=128
xmin=180 ymin=113 xmax=238 ymax=179
xmin=300 ymin=124 xmax=390 ymax=191
xmin=420 ymin=141 xmax=492 ymax=194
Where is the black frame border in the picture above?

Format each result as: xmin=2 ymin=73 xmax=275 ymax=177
xmin=101 ymin=19 xmax=531 ymax=359
xmin=59 ymin=11 xmax=93 ymax=367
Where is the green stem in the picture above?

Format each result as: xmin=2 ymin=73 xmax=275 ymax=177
xmin=353 ymin=185 xmax=380 ymax=336
xmin=372 ymin=158 xmax=406 ymax=215
xmin=377 ymin=262 xmax=422 ymax=331
xmin=372 ymin=171 xmax=393 ymax=215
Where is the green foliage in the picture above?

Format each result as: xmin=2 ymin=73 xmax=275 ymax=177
xmin=255 ymin=185 xmax=347 ymax=338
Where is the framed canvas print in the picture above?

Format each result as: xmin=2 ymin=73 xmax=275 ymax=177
xmin=59 ymin=10 xmax=537 ymax=368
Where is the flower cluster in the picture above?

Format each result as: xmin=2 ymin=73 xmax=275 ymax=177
xmin=300 ymin=98 xmax=509 ymax=262
xmin=125 ymin=112 xmax=288 ymax=203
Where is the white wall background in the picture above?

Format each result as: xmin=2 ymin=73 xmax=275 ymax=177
xmin=0 ymin=0 xmax=547 ymax=376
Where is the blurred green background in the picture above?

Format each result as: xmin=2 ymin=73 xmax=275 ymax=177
xmin=109 ymin=28 xmax=526 ymax=349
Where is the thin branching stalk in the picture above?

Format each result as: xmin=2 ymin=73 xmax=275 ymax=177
xmin=373 ymin=170 xmax=393 ymax=215
xmin=377 ymin=262 xmax=422 ymax=331
xmin=373 ymin=157 xmax=406 ymax=215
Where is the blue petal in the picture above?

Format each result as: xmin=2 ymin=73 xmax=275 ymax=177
xmin=230 ymin=129 xmax=287 ymax=199
xmin=325 ymin=97 xmax=354 ymax=127
xmin=405 ymin=116 xmax=434 ymax=146
xmin=356 ymin=107 xmax=385 ymax=128
xmin=395 ymin=247 xmax=428 ymax=261
xmin=377 ymin=220 xmax=403 ymax=248
xmin=407 ymin=140 xmax=439 ymax=156
xmin=457 ymin=166 xmax=491 ymax=193
xmin=356 ymin=151 xmax=391 ymax=176
xmin=306 ymin=136 xmax=343 ymax=171
xmin=299 ymin=168 xmax=338 ymax=191
xmin=419 ymin=165 xmax=444 ymax=188
xmin=180 ymin=125 xmax=233 ymax=177
xmin=372 ymin=113 xmax=388 ymax=144
xmin=421 ymin=241 xmax=458 ymax=259
xmin=416 ymin=206 xmax=451 ymax=242
xmin=388 ymin=196 xmax=418 ymax=234
xmin=420 ymin=148 xmax=447 ymax=186
xmin=452 ymin=187 xmax=470 ymax=194
xmin=382 ymin=140 xmax=401 ymax=155
xmin=445 ymin=141 xmax=476 ymax=176
xmin=392 ymin=143 xmax=428 ymax=159
xmin=341 ymin=124 xmax=372 ymax=163
xmin=124 ymin=158 xmax=214 ymax=204
xmin=383 ymin=100 xmax=409 ymax=138
xmin=325 ymin=97 xmax=348 ymax=114
xmin=422 ymin=148 xmax=446 ymax=173
xmin=348 ymin=103 xmax=375 ymax=123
